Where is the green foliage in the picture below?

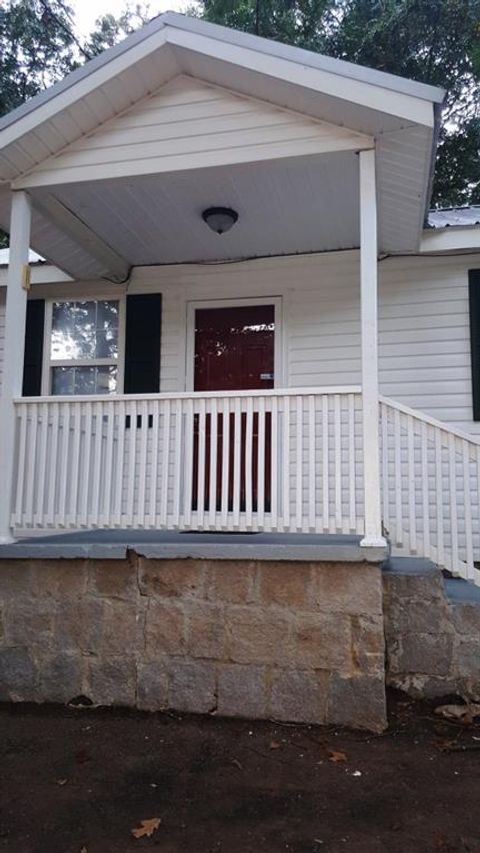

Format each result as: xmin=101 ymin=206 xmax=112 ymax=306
xmin=202 ymin=0 xmax=332 ymax=49
xmin=85 ymin=3 xmax=151 ymax=55
xmin=0 ymin=0 xmax=79 ymax=116
xmin=198 ymin=0 xmax=480 ymax=208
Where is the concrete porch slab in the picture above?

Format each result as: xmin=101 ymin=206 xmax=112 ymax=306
xmin=0 ymin=530 xmax=387 ymax=563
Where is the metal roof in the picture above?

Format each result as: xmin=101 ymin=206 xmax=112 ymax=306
xmin=428 ymin=207 xmax=480 ymax=229
xmin=0 ymin=11 xmax=444 ymax=137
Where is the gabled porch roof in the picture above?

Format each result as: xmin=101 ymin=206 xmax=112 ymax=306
xmin=0 ymin=12 xmax=444 ymax=280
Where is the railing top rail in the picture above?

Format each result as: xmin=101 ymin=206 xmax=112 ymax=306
xmin=14 ymin=386 xmax=362 ymax=405
xmin=380 ymin=394 xmax=480 ymax=447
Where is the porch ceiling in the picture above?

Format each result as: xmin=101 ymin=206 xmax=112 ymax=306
xmin=0 ymin=12 xmax=444 ymax=279
xmin=27 ymin=151 xmax=359 ymax=272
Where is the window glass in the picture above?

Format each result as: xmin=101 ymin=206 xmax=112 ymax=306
xmin=49 ymin=300 xmax=120 ymax=395
xmin=51 ymin=301 xmax=119 ymax=361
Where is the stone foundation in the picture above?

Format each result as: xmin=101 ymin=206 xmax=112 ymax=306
xmin=383 ymin=565 xmax=480 ymax=701
xmin=0 ymin=556 xmax=387 ymax=732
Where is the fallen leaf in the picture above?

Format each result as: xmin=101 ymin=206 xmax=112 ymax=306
xmin=328 ymin=750 xmax=347 ymax=763
xmin=56 ymin=778 xmax=68 ymax=786
xmin=269 ymin=740 xmax=281 ymax=750
xmin=131 ymin=817 xmax=161 ymax=839
xmin=434 ymin=704 xmax=480 ymax=724
xmin=80 ymin=847 xmax=87 ymax=853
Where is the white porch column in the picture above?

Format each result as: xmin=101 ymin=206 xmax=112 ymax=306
xmin=359 ymin=149 xmax=386 ymax=548
xmin=0 ymin=191 xmax=32 ymax=543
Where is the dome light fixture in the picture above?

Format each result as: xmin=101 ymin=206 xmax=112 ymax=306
xmin=202 ymin=206 xmax=238 ymax=235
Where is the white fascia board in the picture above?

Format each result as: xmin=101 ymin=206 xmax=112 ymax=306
xmin=166 ymin=28 xmax=437 ymax=127
xmin=420 ymin=225 xmax=480 ymax=253
xmin=162 ymin=13 xmax=445 ymax=105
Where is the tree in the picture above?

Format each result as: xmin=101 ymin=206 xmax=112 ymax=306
xmin=201 ymin=0 xmax=332 ymax=50
xmin=198 ymin=0 xmax=480 ymax=208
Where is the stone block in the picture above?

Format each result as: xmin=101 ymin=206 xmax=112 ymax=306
xmin=88 ymin=559 xmax=138 ymax=601
xmin=0 ymin=561 xmax=32 ymax=602
xmin=33 ymin=560 xmax=88 ymax=599
xmin=225 ymin=607 xmax=293 ymax=666
xmin=87 ymin=656 xmax=136 ymax=706
xmin=269 ymin=669 xmax=329 ymax=724
xmin=186 ymin=601 xmax=225 ymax=659
xmin=39 ymin=652 xmax=83 ymax=703
xmin=138 ymin=559 xmax=204 ymax=600
xmin=384 ymin=598 xmax=452 ymax=638
xmin=137 ymin=661 xmax=168 ymax=711
xmin=99 ymin=600 xmax=143 ymax=657
xmin=292 ymin=613 xmax=351 ymax=671
xmin=0 ymin=646 xmax=37 ymax=701
xmin=145 ymin=600 xmax=186 ymax=657
xmin=327 ymin=674 xmax=387 ymax=732
xmin=455 ymin=640 xmax=480 ymax=678
xmin=387 ymin=672 xmax=463 ymax=700
xmin=53 ymin=598 xmax=103 ymax=652
xmin=451 ymin=603 xmax=480 ymax=636
xmin=383 ymin=571 xmax=444 ymax=604
xmin=258 ymin=562 xmax=312 ymax=609
xmin=167 ymin=659 xmax=216 ymax=713
xmin=388 ymin=633 xmax=454 ymax=677
xmin=4 ymin=602 xmax=54 ymax=652
xmin=311 ymin=563 xmax=382 ymax=616
xmin=204 ymin=561 xmax=254 ymax=604
xmin=351 ymin=615 xmax=385 ymax=676
xmin=217 ymin=664 xmax=268 ymax=718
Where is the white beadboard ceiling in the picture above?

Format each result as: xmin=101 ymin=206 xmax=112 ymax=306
xmin=0 ymin=12 xmax=444 ymax=278
xmin=41 ymin=151 xmax=360 ymax=268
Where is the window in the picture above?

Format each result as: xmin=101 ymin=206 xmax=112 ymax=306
xmin=46 ymin=299 xmax=123 ymax=395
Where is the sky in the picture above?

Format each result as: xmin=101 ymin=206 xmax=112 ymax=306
xmin=71 ymin=0 xmax=186 ymax=37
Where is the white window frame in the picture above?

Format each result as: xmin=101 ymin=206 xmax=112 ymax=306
xmin=185 ymin=296 xmax=284 ymax=392
xmin=41 ymin=295 xmax=127 ymax=396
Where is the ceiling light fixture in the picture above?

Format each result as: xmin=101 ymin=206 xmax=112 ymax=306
xmin=202 ymin=206 xmax=238 ymax=235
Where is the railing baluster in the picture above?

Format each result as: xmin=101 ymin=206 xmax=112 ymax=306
xmin=257 ymin=396 xmax=266 ymax=530
xmin=407 ymin=413 xmax=416 ymax=553
xmin=90 ymin=400 xmax=103 ymax=528
xmin=46 ymin=401 xmax=59 ymax=527
xmin=33 ymin=402 xmax=47 ymax=528
xmin=295 ymin=395 xmax=303 ymax=531
xmin=435 ymin=429 xmax=444 ymax=566
xmin=348 ymin=393 xmax=356 ymax=534
xmin=322 ymin=395 xmax=329 ymax=533
xmin=221 ymin=397 xmax=230 ymax=529
xmin=448 ymin=432 xmax=459 ymax=574
xmin=57 ymin=401 xmax=70 ymax=528
xmin=270 ymin=396 xmax=278 ymax=531
xmin=308 ymin=395 xmax=316 ymax=532
xmin=233 ymin=397 xmax=241 ymax=529
xmin=102 ymin=402 xmax=115 ymax=527
xmin=209 ymin=397 xmax=218 ymax=529
xmin=13 ymin=403 xmax=28 ymax=528
xmin=113 ymin=400 xmax=125 ymax=527
xmin=197 ymin=397 xmax=206 ymax=530
xmin=245 ymin=396 xmax=253 ymax=529
xmin=334 ymin=394 xmax=342 ymax=533
xmin=172 ymin=399 xmax=182 ymax=528
xmin=160 ymin=398 xmax=170 ymax=528
xmin=282 ymin=395 xmax=290 ymax=531
xmin=463 ymin=439 xmax=474 ymax=581
xmin=126 ymin=400 xmax=137 ymax=526
xmin=183 ymin=398 xmax=194 ymax=528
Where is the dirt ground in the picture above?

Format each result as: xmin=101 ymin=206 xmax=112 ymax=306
xmin=1 ymin=691 xmax=480 ymax=853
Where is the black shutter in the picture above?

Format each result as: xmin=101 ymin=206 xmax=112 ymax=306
xmin=124 ymin=293 xmax=162 ymax=393
xmin=22 ymin=299 xmax=45 ymax=396
xmin=469 ymin=270 xmax=480 ymax=421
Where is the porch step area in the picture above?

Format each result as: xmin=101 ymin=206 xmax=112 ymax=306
xmin=383 ymin=555 xmax=480 ymax=604
xmin=382 ymin=556 xmax=480 ymax=702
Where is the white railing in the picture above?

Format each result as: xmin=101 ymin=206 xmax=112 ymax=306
xmin=12 ymin=387 xmax=364 ymax=535
xmin=380 ymin=396 xmax=480 ymax=585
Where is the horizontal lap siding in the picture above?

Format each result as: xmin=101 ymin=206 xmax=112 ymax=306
xmin=379 ymin=254 xmax=480 ymax=435
xmin=2 ymin=249 xmax=480 ymax=437
xmin=25 ymin=76 xmax=365 ymax=186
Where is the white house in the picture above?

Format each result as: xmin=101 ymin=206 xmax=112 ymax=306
xmin=0 ymin=12 xmax=479 ymax=584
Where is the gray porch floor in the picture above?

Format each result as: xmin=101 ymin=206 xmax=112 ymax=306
xmin=0 ymin=530 xmax=387 ymax=562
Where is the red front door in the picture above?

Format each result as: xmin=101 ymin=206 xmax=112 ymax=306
xmin=193 ymin=304 xmax=275 ymax=512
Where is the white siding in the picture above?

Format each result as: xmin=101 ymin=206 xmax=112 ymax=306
xmin=3 ymin=249 xmax=480 ymax=436
xmin=20 ymin=75 xmax=369 ymax=188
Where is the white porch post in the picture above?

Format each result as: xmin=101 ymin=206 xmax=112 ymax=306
xmin=359 ymin=149 xmax=386 ymax=548
xmin=0 ymin=191 xmax=32 ymax=543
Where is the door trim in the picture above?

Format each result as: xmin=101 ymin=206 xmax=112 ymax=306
xmin=185 ymin=296 xmax=284 ymax=392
